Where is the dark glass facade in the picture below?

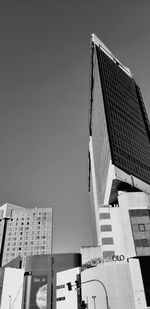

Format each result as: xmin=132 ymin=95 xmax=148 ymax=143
xmin=96 ymin=46 xmax=150 ymax=185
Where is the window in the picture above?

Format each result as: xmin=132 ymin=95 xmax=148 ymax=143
xmin=103 ymin=251 xmax=115 ymax=258
xmin=135 ymin=239 xmax=149 ymax=247
xmin=101 ymin=225 xmax=112 ymax=232
xmin=142 ymin=239 xmax=148 ymax=247
xmin=100 ymin=213 xmax=110 ymax=219
xmin=132 ymin=224 xmax=139 ymax=232
xmin=138 ymin=224 xmax=145 ymax=231
xmin=130 ymin=209 xmax=148 ymax=217
xmin=102 ymin=238 xmax=113 ymax=245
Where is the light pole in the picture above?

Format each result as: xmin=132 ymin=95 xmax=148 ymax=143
xmin=9 ymin=295 xmax=11 ymax=309
xmin=67 ymin=278 xmax=110 ymax=309
xmin=92 ymin=295 xmax=96 ymax=309
xmin=81 ymin=279 xmax=110 ymax=309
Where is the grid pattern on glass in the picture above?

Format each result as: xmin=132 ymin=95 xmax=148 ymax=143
xmin=96 ymin=46 xmax=150 ymax=185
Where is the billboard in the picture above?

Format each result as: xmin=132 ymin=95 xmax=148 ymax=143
xmin=29 ymin=275 xmax=47 ymax=309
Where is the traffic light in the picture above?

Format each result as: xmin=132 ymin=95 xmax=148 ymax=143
xmin=75 ymin=279 xmax=81 ymax=289
xmin=66 ymin=282 xmax=72 ymax=291
xmin=81 ymin=300 xmax=88 ymax=308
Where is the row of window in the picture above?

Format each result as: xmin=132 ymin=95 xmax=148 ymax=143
xmin=130 ymin=209 xmax=150 ymax=217
xmin=6 ymin=239 xmax=47 ymax=246
xmin=132 ymin=224 xmax=150 ymax=232
xmin=9 ymin=221 xmax=49 ymax=226
xmin=134 ymin=239 xmax=150 ymax=248
xmin=3 ymin=249 xmax=48 ymax=262
xmin=6 ymin=245 xmax=47 ymax=252
xmin=11 ymin=216 xmax=47 ymax=220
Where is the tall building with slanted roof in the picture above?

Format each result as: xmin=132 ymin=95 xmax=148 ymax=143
xmin=88 ymin=34 xmax=150 ymax=307
xmin=88 ymin=33 xmax=150 ymax=244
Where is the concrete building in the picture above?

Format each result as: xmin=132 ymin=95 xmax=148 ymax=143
xmin=0 ymin=202 xmax=52 ymax=267
xmin=56 ymin=257 xmax=147 ymax=309
xmin=81 ymin=258 xmax=147 ymax=309
xmin=0 ymin=254 xmax=81 ymax=309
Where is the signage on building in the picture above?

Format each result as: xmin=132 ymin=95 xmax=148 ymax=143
xmin=29 ymin=275 xmax=47 ymax=309
xmin=81 ymin=255 xmax=125 ymax=271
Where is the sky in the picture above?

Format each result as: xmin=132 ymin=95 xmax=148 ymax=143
xmin=0 ymin=0 xmax=150 ymax=253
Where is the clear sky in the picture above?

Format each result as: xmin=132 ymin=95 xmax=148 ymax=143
xmin=0 ymin=0 xmax=150 ymax=253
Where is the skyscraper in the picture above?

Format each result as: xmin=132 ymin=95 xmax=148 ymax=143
xmin=88 ymin=34 xmax=150 ymax=307
xmin=86 ymin=34 xmax=150 ymax=309
xmin=88 ymin=34 xmax=150 ymax=244
xmin=0 ymin=202 xmax=52 ymax=267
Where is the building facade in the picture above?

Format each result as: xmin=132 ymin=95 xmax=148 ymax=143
xmin=88 ymin=34 xmax=150 ymax=244
xmin=23 ymin=253 xmax=82 ymax=309
xmin=88 ymin=34 xmax=150 ymax=308
xmin=0 ymin=254 xmax=82 ymax=309
xmin=0 ymin=202 xmax=52 ymax=267
xmin=81 ymin=258 xmax=147 ymax=309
